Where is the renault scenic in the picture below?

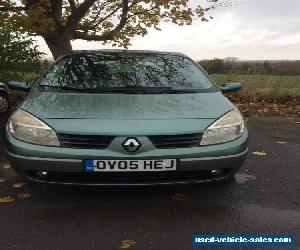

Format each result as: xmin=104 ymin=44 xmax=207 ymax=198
xmin=5 ymin=50 xmax=248 ymax=185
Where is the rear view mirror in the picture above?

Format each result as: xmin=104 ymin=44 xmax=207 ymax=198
xmin=220 ymin=83 xmax=241 ymax=94
xmin=8 ymin=81 xmax=31 ymax=92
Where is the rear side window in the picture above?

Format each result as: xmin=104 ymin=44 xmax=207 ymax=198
xmin=39 ymin=53 xmax=215 ymax=90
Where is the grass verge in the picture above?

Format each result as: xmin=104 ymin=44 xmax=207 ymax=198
xmin=211 ymin=74 xmax=300 ymax=102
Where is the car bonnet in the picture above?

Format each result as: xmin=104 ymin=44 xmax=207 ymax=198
xmin=21 ymin=90 xmax=234 ymax=120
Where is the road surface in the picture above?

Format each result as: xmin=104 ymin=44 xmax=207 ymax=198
xmin=0 ymin=116 xmax=299 ymax=250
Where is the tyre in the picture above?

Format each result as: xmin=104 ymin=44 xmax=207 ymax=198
xmin=0 ymin=92 xmax=10 ymax=115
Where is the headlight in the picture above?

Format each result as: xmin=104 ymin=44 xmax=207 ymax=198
xmin=200 ymin=110 xmax=245 ymax=145
xmin=8 ymin=109 xmax=60 ymax=146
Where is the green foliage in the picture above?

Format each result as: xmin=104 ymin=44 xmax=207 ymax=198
xmin=0 ymin=13 xmax=43 ymax=83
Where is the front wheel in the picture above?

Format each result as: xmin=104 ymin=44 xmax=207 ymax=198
xmin=0 ymin=92 xmax=10 ymax=115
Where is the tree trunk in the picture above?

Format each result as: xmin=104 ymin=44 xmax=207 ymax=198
xmin=43 ymin=34 xmax=73 ymax=59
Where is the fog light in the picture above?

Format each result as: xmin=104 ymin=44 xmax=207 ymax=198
xmin=37 ymin=171 xmax=49 ymax=177
xmin=211 ymin=169 xmax=221 ymax=175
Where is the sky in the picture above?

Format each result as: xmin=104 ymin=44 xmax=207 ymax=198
xmin=37 ymin=0 xmax=300 ymax=60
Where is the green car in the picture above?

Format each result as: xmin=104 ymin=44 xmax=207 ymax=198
xmin=5 ymin=50 xmax=248 ymax=185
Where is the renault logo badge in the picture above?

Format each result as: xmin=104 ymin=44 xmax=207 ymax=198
xmin=122 ymin=138 xmax=141 ymax=152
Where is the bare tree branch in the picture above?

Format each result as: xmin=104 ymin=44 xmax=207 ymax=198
xmin=73 ymin=0 xmax=129 ymax=41
xmin=67 ymin=0 xmax=77 ymax=11
xmin=100 ymin=0 xmax=129 ymax=39
xmin=85 ymin=1 xmax=108 ymax=30
xmin=50 ymin=0 xmax=63 ymax=26
xmin=73 ymin=31 xmax=106 ymax=41
xmin=0 ymin=6 xmax=26 ymax=12
xmin=89 ymin=3 xmax=123 ymax=30
xmin=65 ymin=0 xmax=97 ymax=32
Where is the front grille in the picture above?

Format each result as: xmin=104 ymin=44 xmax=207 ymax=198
xmin=57 ymin=133 xmax=202 ymax=150
xmin=58 ymin=134 xmax=114 ymax=149
xmin=149 ymin=133 xmax=202 ymax=149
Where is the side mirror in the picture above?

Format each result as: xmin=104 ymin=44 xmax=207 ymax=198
xmin=220 ymin=83 xmax=241 ymax=94
xmin=7 ymin=81 xmax=31 ymax=92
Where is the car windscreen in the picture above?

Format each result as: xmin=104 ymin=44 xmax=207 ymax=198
xmin=38 ymin=53 xmax=216 ymax=91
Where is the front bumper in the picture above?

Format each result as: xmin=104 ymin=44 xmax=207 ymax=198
xmin=6 ymin=148 xmax=248 ymax=186
xmin=5 ymin=127 xmax=248 ymax=185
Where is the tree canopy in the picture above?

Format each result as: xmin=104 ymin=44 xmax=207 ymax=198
xmin=0 ymin=13 xmax=43 ymax=82
xmin=0 ymin=0 xmax=232 ymax=59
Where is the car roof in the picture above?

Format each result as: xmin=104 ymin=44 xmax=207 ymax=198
xmin=64 ymin=49 xmax=186 ymax=57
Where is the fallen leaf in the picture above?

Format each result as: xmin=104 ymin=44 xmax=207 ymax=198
xmin=12 ymin=182 xmax=25 ymax=189
xmin=120 ymin=240 xmax=136 ymax=249
xmin=276 ymin=141 xmax=287 ymax=144
xmin=252 ymin=151 xmax=267 ymax=156
xmin=172 ymin=192 xmax=188 ymax=202
xmin=0 ymin=177 xmax=5 ymax=183
xmin=3 ymin=164 xmax=11 ymax=169
xmin=0 ymin=196 xmax=15 ymax=203
xmin=245 ymin=175 xmax=256 ymax=181
xmin=18 ymin=192 xmax=31 ymax=199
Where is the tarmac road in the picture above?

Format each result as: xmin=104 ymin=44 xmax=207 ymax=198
xmin=0 ymin=116 xmax=299 ymax=250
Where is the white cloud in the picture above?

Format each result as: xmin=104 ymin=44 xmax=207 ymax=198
xmin=37 ymin=0 xmax=300 ymax=60
xmin=268 ymin=34 xmax=300 ymax=46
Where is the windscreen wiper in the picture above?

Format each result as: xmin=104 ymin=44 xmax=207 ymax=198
xmin=38 ymin=85 xmax=90 ymax=92
xmin=119 ymin=86 xmax=200 ymax=94
xmin=38 ymin=85 xmax=122 ymax=93
xmin=79 ymin=86 xmax=173 ymax=94
xmin=38 ymin=85 xmax=200 ymax=94
xmin=156 ymin=89 xmax=201 ymax=94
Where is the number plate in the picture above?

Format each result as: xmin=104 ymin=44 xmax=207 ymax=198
xmin=84 ymin=159 xmax=177 ymax=172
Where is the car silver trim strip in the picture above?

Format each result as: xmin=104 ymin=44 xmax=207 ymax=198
xmin=5 ymin=149 xmax=82 ymax=162
xmin=180 ymin=148 xmax=248 ymax=162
